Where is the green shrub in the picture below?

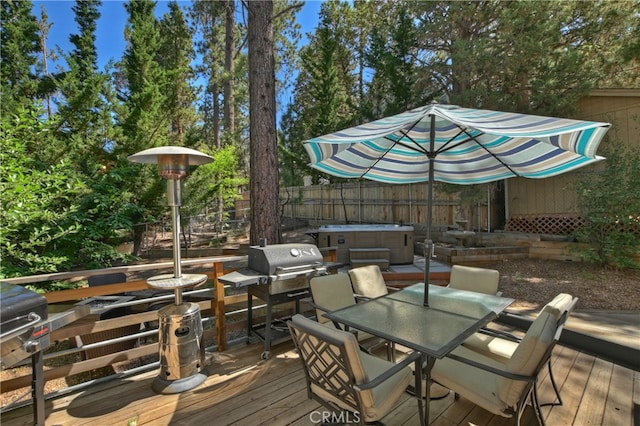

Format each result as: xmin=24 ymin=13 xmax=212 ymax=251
xmin=574 ymin=144 xmax=640 ymax=269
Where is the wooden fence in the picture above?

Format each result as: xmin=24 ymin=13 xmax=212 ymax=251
xmin=278 ymin=180 xmax=493 ymax=232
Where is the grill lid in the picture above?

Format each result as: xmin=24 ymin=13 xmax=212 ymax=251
xmin=248 ymin=243 xmax=323 ymax=275
xmin=0 ymin=282 xmax=48 ymax=333
xmin=219 ymin=243 xmax=326 ymax=288
xmin=1 ymin=283 xmax=89 ymax=369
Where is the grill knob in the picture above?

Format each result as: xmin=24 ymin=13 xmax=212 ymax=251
xmin=25 ymin=340 xmax=40 ymax=353
xmin=290 ymin=248 xmax=300 ymax=257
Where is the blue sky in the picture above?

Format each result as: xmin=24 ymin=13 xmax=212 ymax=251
xmin=32 ymin=1 xmax=323 ymax=71
xmin=31 ymin=1 xmax=324 ymax=125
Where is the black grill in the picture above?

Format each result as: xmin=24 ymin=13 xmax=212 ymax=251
xmin=220 ymin=243 xmax=326 ymax=289
xmin=219 ymin=243 xmax=328 ymax=359
xmin=1 ymin=282 xmax=88 ymax=425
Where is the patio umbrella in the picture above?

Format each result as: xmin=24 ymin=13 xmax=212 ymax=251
xmin=303 ymin=103 xmax=611 ymax=306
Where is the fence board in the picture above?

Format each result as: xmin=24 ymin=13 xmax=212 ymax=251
xmin=280 ymin=181 xmax=489 ymax=230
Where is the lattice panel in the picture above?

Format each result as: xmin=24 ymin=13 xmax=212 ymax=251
xmin=506 ymin=215 xmax=585 ymax=235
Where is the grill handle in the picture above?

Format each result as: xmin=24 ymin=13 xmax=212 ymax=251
xmin=274 ymin=262 xmax=323 ymax=274
xmin=0 ymin=312 xmax=41 ymax=340
xmin=271 ymin=266 xmax=327 ymax=281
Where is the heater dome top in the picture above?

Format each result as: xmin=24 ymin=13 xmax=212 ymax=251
xmin=128 ymin=146 xmax=213 ymax=165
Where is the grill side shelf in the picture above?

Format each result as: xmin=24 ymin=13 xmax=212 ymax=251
xmin=218 ymin=269 xmax=268 ymax=288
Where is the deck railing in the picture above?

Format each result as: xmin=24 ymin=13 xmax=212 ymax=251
xmin=0 ymin=256 xmax=250 ymax=402
xmin=1 ymin=249 xmax=340 ymax=408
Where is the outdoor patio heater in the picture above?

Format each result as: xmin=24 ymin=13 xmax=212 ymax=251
xmin=128 ymin=146 xmax=212 ymax=394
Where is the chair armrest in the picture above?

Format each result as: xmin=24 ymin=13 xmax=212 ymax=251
xmin=303 ymin=298 xmax=358 ymax=337
xmin=476 ymin=327 xmax=523 ymax=343
xmin=305 ymin=298 xmax=326 ymax=312
xmin=355 ymin=351 xmax=423 ymax=391
xmin=445 ymin=352 xmax=537 ymax=383
xmin=354 ymin=293 xmax=371 ymax=302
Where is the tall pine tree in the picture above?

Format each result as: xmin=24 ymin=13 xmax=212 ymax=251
xmin=119 ymin=0 xmax=170 ymax=255
xmin=1 ymin=0 xmax=41 ymax=114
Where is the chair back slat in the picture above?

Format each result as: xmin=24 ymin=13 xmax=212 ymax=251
xmin=449 ymin=265 xmax=499 ymax=295
xmin=289 ymin=314 xmax=368 ymax=413
xmin=349 ymin=265 xmax=388 ymax=298
xmin=309 ymin=274 xmax=356 ymax=324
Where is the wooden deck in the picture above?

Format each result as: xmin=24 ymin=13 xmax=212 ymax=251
xmin=1 ymin=338 xmax=638 ymax=426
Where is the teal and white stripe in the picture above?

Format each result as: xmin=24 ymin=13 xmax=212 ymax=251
xmin=303 ymin=104 xmax=610 ymax=185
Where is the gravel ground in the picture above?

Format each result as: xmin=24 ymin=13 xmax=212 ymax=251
xmin=281 ymin=226 xmax=640 ymax=312
xmin=482 ymin=258 xmax=640 ymax=312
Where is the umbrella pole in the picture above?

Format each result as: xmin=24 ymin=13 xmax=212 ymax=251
xmin=423 ymin=178 xmax=433 ymax=307
xmin=424 ymin=114 xmax=436 ymax=307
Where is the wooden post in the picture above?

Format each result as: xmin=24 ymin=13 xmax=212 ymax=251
xmin=213 ymin=261 xmax=227 ymax=351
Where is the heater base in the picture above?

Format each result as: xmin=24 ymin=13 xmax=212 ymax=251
xmin=151 ymin=371 xmax=207 ymax=394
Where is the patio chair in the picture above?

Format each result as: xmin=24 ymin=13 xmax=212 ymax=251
xmin=88 ymin=272 xmax=131 ymax=319
xmin=430 ymin=293 xmax=577 ymax=425
xmin=288 ymin=314 xmax=426 ymax=426
xmin=348 ymin=265 xmax=407 ymax=362
xmin=308 ymin=273 xmax=390 ymax=357
xmin=77 ymin=272 xmax=140 ymax=360
xmin=461 ymin=293 xmax=578 ymax=408
xmin=448 ymin=265 xmax=500 ymax=295
xmin=348 ymin=265 xmax=398 ymax=300
xmin=88 ymin=272 xmax=127 ymax=287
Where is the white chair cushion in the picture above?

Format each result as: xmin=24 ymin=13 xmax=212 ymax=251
xmin=462 ymin=332 xmax=518 ymax=361
xmin=498 ymin=309 xmax=558 ymax=406
xmin=310 ymin=273 xmax=356 ymax=324
xmin=358 ymin=351 xmax=412 ymax=422
xmin=349 ymin=265 xmax=388 ymax=298
xmin=448 ymin=265 xmax=499 ymax=295
xmin=432 ymin=345 xmax=511 ymax=417
xmin=462 ymin=292 xmax=573 ymax=361
xmin=543 ymin=293 xmax=573 ymax=320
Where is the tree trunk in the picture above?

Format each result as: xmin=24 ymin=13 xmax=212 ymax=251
xmin=132 ymin=224 xmax=145 ymax=257
xmin=212 ymin=81 xmax=220 ymax=148
xmin=218 ymin=0 xmax=236 ymax=235
xmin=224 ymin=0 xmax=235 ymax=137
xmin=248 ymin=0 xmax=280 ymax=246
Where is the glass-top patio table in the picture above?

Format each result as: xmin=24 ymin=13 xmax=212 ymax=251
xmin=325 ymin=283 xmax=514 ymax=424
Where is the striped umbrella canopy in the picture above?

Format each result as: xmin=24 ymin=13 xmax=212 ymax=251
xmin=304 ymin=103 xmax=611 ymax=305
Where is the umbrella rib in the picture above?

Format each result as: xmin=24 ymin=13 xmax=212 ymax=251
xmin=462 ymin=129 xmax=522 ymax=177
xmin=385 ymin=135 xmax=429 ymax=155
xmin=360 ymin=138 xmax=399 ymax=178
xmin=392 ymin=120 xmax=431 ymax=155
xmin=437 ymin=129 xmax=522 ymax=178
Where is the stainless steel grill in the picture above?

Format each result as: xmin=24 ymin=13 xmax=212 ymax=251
xmin=219 ymin=243 xmax=327 ymax=359
xmin=1 ymin=282 xmax=88 ymax=425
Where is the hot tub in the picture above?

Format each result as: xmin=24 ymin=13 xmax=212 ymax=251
xmin=316 ymin=224 xmax=414 ymax=265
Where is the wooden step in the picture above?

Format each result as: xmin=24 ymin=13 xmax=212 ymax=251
xmin=349 ymin=258 xmax=391 ymax=269
xmin=349 ymin=248 xmax=391 ymax=269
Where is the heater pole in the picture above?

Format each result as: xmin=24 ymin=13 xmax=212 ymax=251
xmin=168 ymin=180 xmax=183 ymax=305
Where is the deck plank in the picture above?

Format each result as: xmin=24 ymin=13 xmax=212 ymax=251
xmin=1 ymin=341 xmax=637 ymax=426
xmin=174 ymin=352 xmax=308 ymax=425
xmin=573 ymin=356 xmax=613 ymax=425
xmin=539 ymin=344 xmax=579 ymax=414
xmin=602 ymin=363 xmax=635 ymax=426
xmin=544 ymin=350 xmax=595 ymax=426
